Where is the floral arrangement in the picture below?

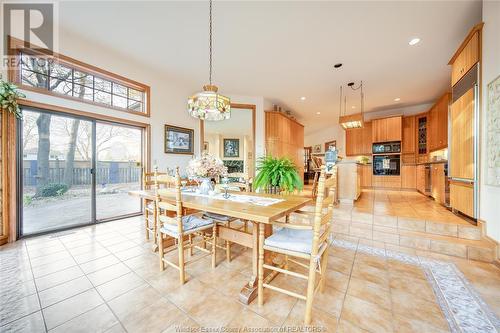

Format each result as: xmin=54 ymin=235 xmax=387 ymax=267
xmin=186 ymin=153 xmax=228 ymax=179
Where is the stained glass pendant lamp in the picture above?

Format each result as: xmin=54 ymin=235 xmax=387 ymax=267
xmin=187 ymin=0 xmax=231 ymax=121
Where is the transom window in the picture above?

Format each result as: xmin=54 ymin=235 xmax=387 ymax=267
xmin=18 ymin=52 xmax=146 ymax=113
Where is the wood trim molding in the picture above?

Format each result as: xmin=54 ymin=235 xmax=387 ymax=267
xmin=448 ymin=22 xmax=484 ymax=65
xmin=0 ymin=112 xmax=18 ymax=243
xmin=7 ymin=36 xmax=151 ymax=117
xmin=18 ymin=99 xmax=149 ymax=128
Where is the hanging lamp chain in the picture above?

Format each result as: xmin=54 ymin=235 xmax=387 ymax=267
xmin=209 ymin=0 xmax=213 ymax=86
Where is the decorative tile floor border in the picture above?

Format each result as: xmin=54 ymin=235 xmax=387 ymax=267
xmin=332 ymin=238 xmax=500 ymax=333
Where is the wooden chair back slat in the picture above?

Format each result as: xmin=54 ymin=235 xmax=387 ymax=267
xmin=158 ymin=201 xmax=177 ymax=212
xmin=156 ymin=167 xmax=183 ymax=234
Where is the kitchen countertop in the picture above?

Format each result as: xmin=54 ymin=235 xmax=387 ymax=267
xmin=416 ymin=160 xmax=448 ymax=165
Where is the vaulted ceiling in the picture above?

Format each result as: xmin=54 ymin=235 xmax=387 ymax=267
xmin=58 ymin=1 xmax=482 ymax=133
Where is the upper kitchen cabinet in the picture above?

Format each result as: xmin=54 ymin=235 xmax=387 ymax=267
xmin=402 ymin=116 xmax=416 ymax=154
xmin=346 ymin=121 xmax=372 ymax=156
xmin=372 ymin=116 xmax=402 ymax=143
xmin=449 ymin=24 xmax=482 ymax=87
xmin=428 ymin=93 xmax=450 ymax=152
xmin=265 ymin=111 xmax=304 ymax=178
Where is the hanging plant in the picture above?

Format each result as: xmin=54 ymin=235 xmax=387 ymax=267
xmin=0 ymin=76 xmax=25 ymax=119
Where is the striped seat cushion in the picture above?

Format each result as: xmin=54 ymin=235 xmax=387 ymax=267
xmin=159 ymin=214 xmax=213 ymax=237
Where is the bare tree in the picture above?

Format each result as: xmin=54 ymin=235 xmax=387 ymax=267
xmin=22 ymin=113 xmax=37 ymax=151
xmin=22 ymin=56 xmax=72 ymax=195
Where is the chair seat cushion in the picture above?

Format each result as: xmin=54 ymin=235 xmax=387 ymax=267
xmin=159 ymin=214 xmax=213 ymax=237
xmin=264 ymin=228 xmax=314 ymax=254
xmin=202 ymin=212 xmax=236 ymax=222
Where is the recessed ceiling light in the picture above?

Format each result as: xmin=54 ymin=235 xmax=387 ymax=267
xmin=334 ymin=63 xmax=343 ymax=69
xmin=316 ymin=112 xmax=321 ymax=115
xmin=300 ymin=96 xmax=306 ymax=101
xmin=409 ymin=38 xmax=420 ymax=46
xmin=394 ymin=97 xmax=401 ymax=102
xmin=351 ymin=105 xmax=356 ymax=109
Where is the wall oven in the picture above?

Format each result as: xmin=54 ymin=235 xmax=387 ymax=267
xmin=372 ymin=141 xmax=401 ymax=154
xmin=373 ymin=155 xmax=400 ymax=175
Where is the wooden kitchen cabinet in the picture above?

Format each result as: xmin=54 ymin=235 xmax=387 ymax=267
xmin=385 ymin=117 xmax=402 ymax=142
xmin=345 ymin=121 xmax=372 ymax=156
xmin=428 ymin=104 xmax=438 ymax=152
xmin=401 ymin=165 xmax=416 ymax=189
xmin=361 ymin=121 xmax=372 ymax=154
xmin=450 ymin=30 xmax=480 ymax=87
xmin=402 ymin=116 xmax=416 ymax=154
xmin=346 ymin=128 xmax=362 ymax=156
xmin=360 ymin=164 xmax=372 ymax=187
xmin=265 ymin=111 xmax=304 ymax=179
xmin=450 ymin=180 xmax=474 ymax=217
xmin=449 ymin=89 xmax=474 ymax=180
xmin=431 ymin=163 xmax=446 ymax=204
xmin=372 ymin=116 xmax=402 ymax=143
xmin=372 ymin=175 xmax=401 ymax=188
xmin=416 ymin=164 xmax=427 ymax=194
xmin=428 ymin=93 xmax=450 ymax=152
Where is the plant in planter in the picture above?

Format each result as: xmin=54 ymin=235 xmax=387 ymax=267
xmin=0 ymin=76 xmax=25 ymax=119
xmin=253 ymin=156 xmax=303 ymax=194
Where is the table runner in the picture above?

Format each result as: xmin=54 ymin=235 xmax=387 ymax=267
xmin=158 ymin=188 xmax=284 ymax=207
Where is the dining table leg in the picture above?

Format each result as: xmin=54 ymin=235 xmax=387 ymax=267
xmin=238 ymin=221 xmax=274 ymax=305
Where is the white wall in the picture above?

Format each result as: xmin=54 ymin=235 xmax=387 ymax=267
xmin=4 ymin=29 xmax=266 ymax=173
xmin=480 ymin=0 xmax=500 ymax=243
xmin=304 ymin=125 xmax=346 ymax=157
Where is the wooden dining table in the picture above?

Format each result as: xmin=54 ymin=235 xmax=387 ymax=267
xmin=129 ymin=189 xmax=311 ymax=304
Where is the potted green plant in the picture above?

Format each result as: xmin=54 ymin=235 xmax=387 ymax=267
xmin=0 ymin=75 xmax=25 ymax=119
xmin=253 ymin=156 xmax=303 ymax=194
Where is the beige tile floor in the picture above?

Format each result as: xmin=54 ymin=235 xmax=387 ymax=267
xmin=353 ymin=189 xmax=473 ymax=225
xmin=0 ymin=216 xmax=499 ymax=333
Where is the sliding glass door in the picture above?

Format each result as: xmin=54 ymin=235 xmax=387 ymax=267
xmin=95 ymin=122 xmax=142 ymax=220
xmin=19 ymin=107 xmax=144 ymax=236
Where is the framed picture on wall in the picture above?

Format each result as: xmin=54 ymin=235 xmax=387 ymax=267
xmin=203 ymin=141 xmax=209 ymax=152
xmin=313 ymin=144 xmax=322 ymax=154
xmin=324 ymin=140 xmax=336 ymax=152
xmin=223 ymin=138 xmax=240 ymax=157
xmin=164 ymin=124 xmax=194 ymax=154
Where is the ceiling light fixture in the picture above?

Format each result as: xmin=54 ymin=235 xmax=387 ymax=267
xmin=409 ymin=38 xmax=420 ymax=46
xmin=338 ymin=81 xmax=365 ymax=129
xmin=351 ymin=105 xmax=356 ymax=109
xmin=301 ymin=96 xmax=306 ymax=101
xmin=187 ymin=0 xmax=230 ymax=121
xmin=316 ymin=112 xmax=321 ymax=115
xmin=334 ymin=63 xmax=343 ymax=69
xmin=394 ymin=97 xmax=401 ymax=102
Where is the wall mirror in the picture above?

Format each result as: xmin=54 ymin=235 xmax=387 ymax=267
xmin=200 ymin=104 xmax=256 ymax=183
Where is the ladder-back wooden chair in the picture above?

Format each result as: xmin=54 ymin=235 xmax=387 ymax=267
xmin=257 ymin=165 xmax=336 ymax=325
xmin=204 ymin=177 xmax=250 ymax=263
xmin=157 ymin=168 xmax=217 ymax=284
xmin=142 ymin=167 xmax=167 ymax=243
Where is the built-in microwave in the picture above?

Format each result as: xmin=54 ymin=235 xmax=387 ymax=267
xmin=372 ymin=141 xmax=401 ymax=154
xmin=373 ymin=155 xmax=400 ymax=175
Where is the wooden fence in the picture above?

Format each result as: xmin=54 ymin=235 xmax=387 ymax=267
xmin=23 ymin=160 xmax=141 ymax=186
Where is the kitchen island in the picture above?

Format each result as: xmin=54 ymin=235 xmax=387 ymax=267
xmin=337 ymin=161 xmax=366 ymax=204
